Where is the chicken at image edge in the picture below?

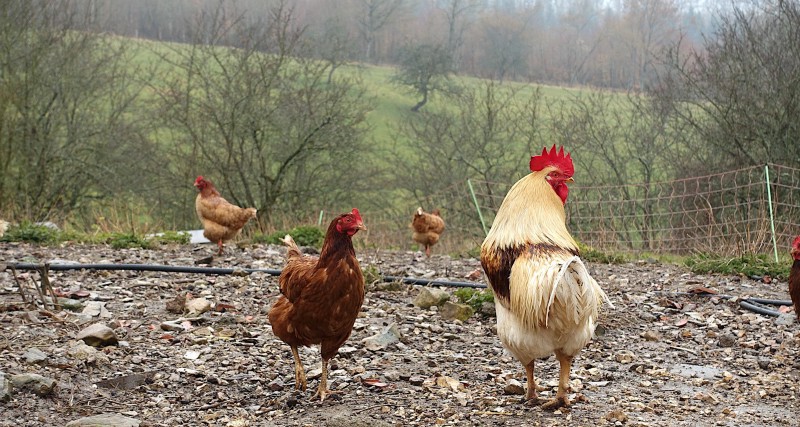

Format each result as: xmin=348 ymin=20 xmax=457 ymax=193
xmin=789 ymin=235 xmax=800 ymax=320
xmin=480 ymin=145 xmax=613 ymax=409
xmin=411 ymin=207 xmax=445 ymax=257
xmin=269 ymin=208 xmax=367 ymax=401
xmin=193 ymin=176 xmax=257 ymax=256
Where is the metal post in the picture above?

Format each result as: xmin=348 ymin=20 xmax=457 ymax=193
xmin=467 ymin=179 xmax=488 ymax=236
xmin=764 ymin=165 xmax=779 ymax=263
xmin=317 ymin=210 xmax=324 ymax=227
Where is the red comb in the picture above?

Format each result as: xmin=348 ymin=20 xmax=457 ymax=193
xmin=793 ymin=235 xmax=800 ymax=247
xmin=529 ymin=145 xmax=574 ymax=176
xmin=350 ymin=208 xmax=362 ymax=222
xmin=194 ymin=176 xmax=204 ymax=184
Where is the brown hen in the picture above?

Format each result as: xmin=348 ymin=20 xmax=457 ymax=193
xmin=269 ymin=208 xmax=366 ymax=401
xmin=194 ymin=176 xmax=257 ymax=255
xmin=411 ymin=207 xmax=445 ymax=257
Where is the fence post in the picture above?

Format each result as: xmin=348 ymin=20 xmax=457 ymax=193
xmin=317 ymin=210 xmax=324 ymax=227
xmin=764 ymin=165 xmax=779 ymax=263
xmin=467 ymin=179 xmax=488 ymax=236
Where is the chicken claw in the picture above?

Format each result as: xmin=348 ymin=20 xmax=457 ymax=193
xmin=541 ymin=395 xmax=570 ymax=410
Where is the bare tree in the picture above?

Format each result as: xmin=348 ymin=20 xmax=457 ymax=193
xmin=652 ymin=0 xmax=800 ymax=171
xmin=437 ymin=0 xmax=482 ymax=69
xmin=357 ymin=0 xmax=405 ymax=62
xmin=545 ymin=89 xmax=688 ymax=250
xmin=0 ymin=1 xmax=156 ymax=221
xmin=152 ymin=2 xmax=374 ymax=226
xmin=393 ymin=43 xmax=455 ymax=111
xmin=395 ymin=80 xmax=542 ymax=206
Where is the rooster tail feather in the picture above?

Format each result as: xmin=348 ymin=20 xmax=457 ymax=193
xmin=512 ymin=255 xmax=612 ymax=330
xmin=282 ymin=234 xmax=302 ymax=259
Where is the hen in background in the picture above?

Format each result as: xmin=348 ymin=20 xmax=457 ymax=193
xmin=789 ymin=235 xmax=800 ymax=319
xmin=480 ymin=145 xmax=612 ymax=409
xmin=269 ymin=208 xmax=367 ymax=401
xmin=411 ymin=207 xmax=445 ymax=257
xmin=194 ymin=176 xmax=257 ymax=256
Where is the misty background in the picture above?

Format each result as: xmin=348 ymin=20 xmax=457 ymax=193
xmin=1 ymin=0 xmax=798 ymax=254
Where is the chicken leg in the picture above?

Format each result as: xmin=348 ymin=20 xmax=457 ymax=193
xmin=523 ymin=359 xmax=539 ymax=403
xmin=290 ymin=346 xmax=307 ymax=391
xmin=522 ymin=359 xmax=548 ymax=405
xmin=216 ymin=239 xmax=225 ymax=256
xmin=312 ymin=358 xmax=335 ymax=402
xmin=542 ymin=351 xmax=573 ymax=410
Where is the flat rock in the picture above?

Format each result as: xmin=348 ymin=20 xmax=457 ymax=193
xmin=362 ymin=323 xmax=402 ymax=351
xmin=66 ymin=413 xmax=141 ymax=427
xmin=76 ymin=323 xmax=118 ymax=347
xmin=0 ymin=372 xmax=11 ymax=402
xmin=503 ymin=379 xmax=525 ymax=395
xmin=439 ymin=301 xmax=474 ymax=321
xmin=10 ymin=373 xmax=56 ymax=396
xmin=23 ymin=347 xmax=48 ymax=364
xmin=413 ymin=288 xmax=450 ymax=309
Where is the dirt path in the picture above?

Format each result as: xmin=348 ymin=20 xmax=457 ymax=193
xmin=1 ymin=242 xmax=798 ymax=426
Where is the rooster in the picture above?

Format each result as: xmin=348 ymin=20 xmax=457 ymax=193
xmin=269 ymin=208 xmax=367 ymax=401
xmin=480 ymin=145 xmax=612 ymax=409
xmin=193 ymin=176 xmax=257 ymax=256
xmin=411 ymin=207 xmax=445 ymax=257
xmin=790 ymin=235 xmax=800 ymax=320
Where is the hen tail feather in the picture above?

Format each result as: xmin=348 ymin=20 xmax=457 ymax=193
xmin=282 ymin=234 xmax=302 ymax=259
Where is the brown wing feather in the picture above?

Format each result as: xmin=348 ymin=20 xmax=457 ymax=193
xmin=196 ymin=194 xmax=256 ymax=229
xmin=279 ymin=254 xmax=319 ymax=302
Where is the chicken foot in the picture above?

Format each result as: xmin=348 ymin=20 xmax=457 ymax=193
xmin=291 ymin=346 xmax=307 ymax=391
xmin=216 ymin=240 xmax=225 ymax=256
xmin=312 ymin=358 xmax=340 ymax=402
xmin=541 ymin=351 xmax=573 ymax=410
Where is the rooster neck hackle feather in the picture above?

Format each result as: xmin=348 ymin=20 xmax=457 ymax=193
xmin=483 ymin=169 xmax=577 ymax=251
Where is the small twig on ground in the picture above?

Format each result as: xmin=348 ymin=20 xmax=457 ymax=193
xmin=10 ymin=265 xmax=30 ymax=306
xmin=38 ymin=264 xmax=61 ymax=310
xmin=669 ymin=345 xmax=699 ymax=356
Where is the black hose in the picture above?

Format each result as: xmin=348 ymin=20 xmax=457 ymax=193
xmin=4 ymin=262 xmax=489 ymax=289
xmin=6 ymin=262 xmax=282 ymax=276
xmin=381 ymin=275 xmax=487 ymax=289
xmin=739 ymin=300 xmax=782 ymax=317
xmin=7 ymin=263 xmax=791 ymax=316
xmin=655 ymin=290 xmax=792 ymax=317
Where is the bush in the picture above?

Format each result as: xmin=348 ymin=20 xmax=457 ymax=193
xmin=255 ymin=226 xmax=324 ymax=247
xmin=685 ymin=253 xmax=790 ymax=279
xmin=152 ymin=231 xmax=190 ymax=245
xmin=362 ymin=265 xmax=382 ymax=285
xmin=454 ymin=287 xmax=494 ymax=312
xmin=577 ymin=242 xmax=627 ymax=264
xmin=1 ymin=222 xmax=61 ymax=243
xmin=108 ymin=233 xmax=153 ymax=249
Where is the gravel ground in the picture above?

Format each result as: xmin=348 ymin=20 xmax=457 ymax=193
xmin=1 ymin=241 xmax=799 ymax=427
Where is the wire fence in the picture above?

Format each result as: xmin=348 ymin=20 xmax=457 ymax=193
xmin=303 ymin=164 xmax=800 ymax=259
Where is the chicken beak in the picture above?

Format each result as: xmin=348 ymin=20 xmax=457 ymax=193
xmin=565 ymin=177 xmax=575 ymax=183
xmin=357 ymin=222 xmax=368 ymax=231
